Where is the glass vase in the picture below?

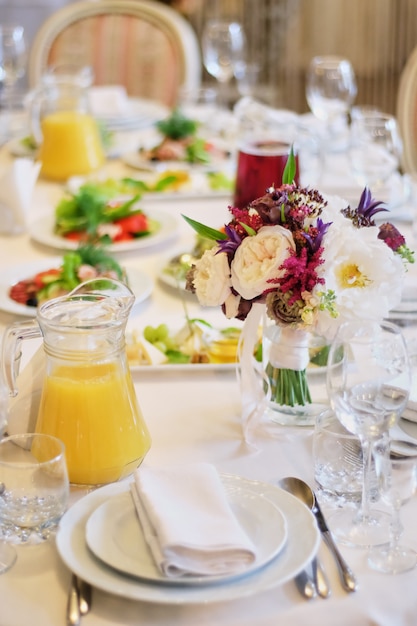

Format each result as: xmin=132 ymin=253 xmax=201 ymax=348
xmin=261 ymin=316 xmax=329 ymax=426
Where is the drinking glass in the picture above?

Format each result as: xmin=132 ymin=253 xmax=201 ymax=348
xmin=306 ymin=55 xmax=357 ymax=150
xmin=349 ymin=112 xmax=403 ymax=193
xmin=368 ymin=447 xmax=417 ymax=574
xmin=0 ymin=433 xmax=69 ymax=573
xmin=326 ymin=319 xmax=411 ymax=547
xmin=0 ymin=383 xmax=17 ymax=573
xmin=202 ymin=19 xmax=246 ymax=108
xmin=0 ymin=25 xmax=27 ymax=140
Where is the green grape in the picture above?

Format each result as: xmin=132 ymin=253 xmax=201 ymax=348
xmin=153 ymin=340 xmax=167 ymax=353
xmin=143 ymin=325 xmax=158 ymax=343
xmin=156 ymin=323 xmax=169 ymax=340
xmin=163 ymin=337 xmax=177 ymax=351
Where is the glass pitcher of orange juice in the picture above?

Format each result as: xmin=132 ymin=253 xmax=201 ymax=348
xmin=30 ymin=76 xmax=104 ymax=181
xmin=2 ymin=279 xmax=151 ymax=486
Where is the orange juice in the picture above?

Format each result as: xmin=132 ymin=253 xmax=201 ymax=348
xmin=36 ymin=361 xmax=151 ymax=485
xmin=38 ymin=110 xmax=105 ymax=181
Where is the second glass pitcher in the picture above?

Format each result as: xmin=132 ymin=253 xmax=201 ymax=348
xmin=2 ymin=279 xmax=151 ymax=486
xmin=30 ymin=75 xmax=104 ymax=181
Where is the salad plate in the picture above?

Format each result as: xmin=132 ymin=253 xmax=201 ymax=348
xmin=0 ymin=258 xmax=153 ymax=317
xmin=85 ymin=485 xmax=288 ymax=585
xmin=29 ymin=209 xmax=178 ymax=253
xmin=56 ymin=476 xmax=320 ymax=604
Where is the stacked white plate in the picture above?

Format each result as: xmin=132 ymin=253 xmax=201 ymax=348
xmin=56 ymin=475 xmax=320 ymax=605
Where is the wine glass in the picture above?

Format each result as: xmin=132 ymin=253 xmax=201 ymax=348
xmin=0 ymin=24 xmax=27 ymax=140
xmin=326 ymin=319 xmax=411 ymax=547
xmin=368 ymin=445 xmax=417 ymax=574
xmin=202 ymin=19 xmax=246 ymax=108
xmin=349 ymin=112 xmax=403 ymax=198
xmin=306 ymin=55 xmax=357 ymax=150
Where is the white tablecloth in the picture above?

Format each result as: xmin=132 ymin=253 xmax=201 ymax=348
xmin=0 ymin=139 xmax=417 ymax=626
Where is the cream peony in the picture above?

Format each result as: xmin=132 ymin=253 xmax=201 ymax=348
xmin=315 ymin=222 xmax=406 ymax=338
xmin=230 ymin=225 xmax=296 ymax=300
xmin=193 ymin=247 xmax=231 ymax=307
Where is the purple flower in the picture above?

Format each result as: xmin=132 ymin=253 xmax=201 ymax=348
xmin=217 ymin=224 xmax=242 ymax=256
xmin=341 ymin=187 xmax=388 ymax=226
xmin=302 ymin=218 xmax=332 ymax=252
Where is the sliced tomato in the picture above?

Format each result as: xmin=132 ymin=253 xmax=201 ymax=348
xmin=64 ymin=231 xmax=85 ymax=241
xmin=113 ymin=214 xmax=149 ymax=237
xmin=33 ymin=268 xmax=62 ymax=289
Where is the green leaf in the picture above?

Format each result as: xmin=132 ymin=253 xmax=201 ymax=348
xmin=282 ymin=146 xmax=296 ymax=185
xmin=156 ymin=109 xmax=198 ymax=140
xmin=182 ymin=215 xmax=227 ymax=240
xmin=239 ymin=222 xmax=256 ymax=236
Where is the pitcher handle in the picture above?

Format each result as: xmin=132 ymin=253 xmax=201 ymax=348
xmin=2 ymin=320 xmax=42 ymax=397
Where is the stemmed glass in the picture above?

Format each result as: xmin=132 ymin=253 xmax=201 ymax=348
xmin=368 ymin=446 xmax=417 ymax=573
xmin=306 ymin=55 xmax=357 ymax=150
xmin=326 ymin=319 xmax=411 ymax=547
xmin=0 ymin=25 xmax=27 ymax=139
xmin=202 ymin=19 xmax=246 ymax=109
xmin=349 ymin=112 xmax=403 ymax=198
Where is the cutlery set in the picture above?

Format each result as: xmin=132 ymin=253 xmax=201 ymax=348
xmin=279 ymin=476 xmax=358 ymax=600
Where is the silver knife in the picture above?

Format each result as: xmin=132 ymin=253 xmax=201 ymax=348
xmin=312 ymin=496 xmax=358 ymax=592
xmin=294 ymin=569 xmax=317 ymax=599
xmin=77 ymin=577 xmax=92 ymax=615
xmin=66 ymin=574 xmax=81 ymax=626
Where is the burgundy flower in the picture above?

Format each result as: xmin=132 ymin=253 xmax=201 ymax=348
xmin=378 ymin=222 xmax=406 ymax=252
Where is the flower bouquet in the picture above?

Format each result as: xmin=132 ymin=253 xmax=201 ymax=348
xmin=184 ymin=152 xmax=414 ymax=431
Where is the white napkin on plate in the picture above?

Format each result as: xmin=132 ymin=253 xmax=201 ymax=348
xmin=130 ymin=463 xmax=256 ymax=578
xmin=0 ymin=158 xmax=41 ymax=234
xmin=88 ymin=85 xmax=129 ymax=117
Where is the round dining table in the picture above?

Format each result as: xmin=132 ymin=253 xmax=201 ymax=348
xmin=0 ymin=122 xmax=416 ymax=626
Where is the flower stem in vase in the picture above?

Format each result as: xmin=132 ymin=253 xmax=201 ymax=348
xmin=265 ymin=364 xmax=312 ymax=407
xmin=262 ymin=323 xmax=324 ymax=426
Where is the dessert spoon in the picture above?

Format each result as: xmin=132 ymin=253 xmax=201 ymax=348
xmin=278 ymin=476 xmax=358 ymax=593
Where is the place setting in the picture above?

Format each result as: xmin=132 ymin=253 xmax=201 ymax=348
xmin=56 ymin=463 xmax=321 ymax=606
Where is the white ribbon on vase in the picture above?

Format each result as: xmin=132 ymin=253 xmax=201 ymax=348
xmin=236 ymin=302 xmax=267 ymax=448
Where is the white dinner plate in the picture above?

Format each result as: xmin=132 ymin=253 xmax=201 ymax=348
xmin=29 ymin=209 xmax=178 ymax=253
xmin=95 ymin=98 xmax=169 ymax=131
xmin=56 ymin=476 xmax=320 ymax=605
xmin=0 ymin=259 xmax=153 ymax=317
xmin=129 ymin=362 xmax=236 ymax=374
xmin=85 ymin=486 xmax=287 ymax=585
xmin=122 ymin=150 xmax=233 ymax=173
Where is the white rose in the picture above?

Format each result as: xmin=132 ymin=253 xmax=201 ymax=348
xmin=193 ymin=247 xmax=231 ymax=306
xmin=230 ymin=225 xmax=296 ymax=300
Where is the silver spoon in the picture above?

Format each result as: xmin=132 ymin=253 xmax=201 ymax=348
xmin=278 ymin=476 xmax=358 ymax=593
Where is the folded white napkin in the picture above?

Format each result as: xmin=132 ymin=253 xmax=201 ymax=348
xmin=88 ymin=85 xmax=129 ymax=117
xmin=0 ymin=158 xmax=41 ymax=234
xmin=131 ymin=463 xmax=256 ymax=578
